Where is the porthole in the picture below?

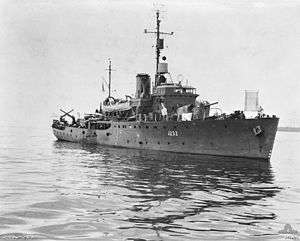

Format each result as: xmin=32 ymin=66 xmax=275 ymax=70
xmin=134 ymin=126 xmax=136 ymax=128
xmin=182 ymin=142 xmax=185 ymax=145
xmin=146 ymin=126 xmax=149 ymax=129
xmin=158 ymin=141 xmax=160 ymax=144
xmin=224 ymin=124 xmax=227 ymax=128
xmin=127 ymin=140 xmax=130 ymax=143
xmin=70 ymin=129 xmax=73 ymax=132
xmin=106 ymin=133 xmax=110 ymax=136
xmin=118 ymin=125 xmax=120 ymax=128
xmin=82 ymin=131 xmax=85 ymax=134
xmin=139 ymin=141 xmax=143 ymax=144
xmin=167 ymin=142 xmax=170 ymax=145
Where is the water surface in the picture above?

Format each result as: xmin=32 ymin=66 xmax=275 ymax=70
xmin=0 ymin=125 xmax=300 ymax=240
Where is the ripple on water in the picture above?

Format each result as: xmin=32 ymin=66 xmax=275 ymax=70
xmin=1 ymin=130 xmax=300 ymax=240
xmin=29 ymin=199 xmax=82 ymax=211
xmin=5 ymin=210 xmax=60 ymax=219
xmin=0 ymin=232 xmax=50 ymax=240
xmin=32 ymin=221 xmax=115 ymax=239
xmin=0 ymin=216 xmax=26 ymax=225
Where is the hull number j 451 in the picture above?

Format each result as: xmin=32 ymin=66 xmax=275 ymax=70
xmin=168 ymin=130 xmax=178 ymax=136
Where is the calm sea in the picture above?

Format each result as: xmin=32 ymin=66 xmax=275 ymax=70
xmin=0 ymin=124 xmax=300 ymax=240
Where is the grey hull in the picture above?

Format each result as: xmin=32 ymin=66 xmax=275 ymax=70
xmin=52 ymin=118 xmax=279 ymax=160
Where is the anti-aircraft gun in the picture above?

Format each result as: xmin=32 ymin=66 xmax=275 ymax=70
xmin=59 ymin=109 xmax=76 ymax=125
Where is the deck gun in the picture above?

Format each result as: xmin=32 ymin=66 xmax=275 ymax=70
xmin=203 ymin=102 xmax=218 ymax=108
xmin=60 ymin=109 xmax=76 ymax=125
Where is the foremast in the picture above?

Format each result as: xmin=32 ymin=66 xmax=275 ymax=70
xmin=144 ymin=10 xmax=174 ymax=86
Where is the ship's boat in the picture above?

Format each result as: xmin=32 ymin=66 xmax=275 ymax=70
xmin=102 ymin=97 xmax=131 ymax=113
xmin=52 ymin=10 xmax=279 ymax=160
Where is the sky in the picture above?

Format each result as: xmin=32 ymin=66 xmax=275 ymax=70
xmin=0 ymin=0 xmax=300 ymax=127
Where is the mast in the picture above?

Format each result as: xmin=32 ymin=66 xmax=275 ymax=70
xmin=155 ymin=10 xmax=160 ymax=75
xmin=108 ymin=59 xmax=111 ymax=97
xmin=106 ymin=58 xmax=115 ymax=98
xmin=144 ymin=10 xmax=174 ymax=86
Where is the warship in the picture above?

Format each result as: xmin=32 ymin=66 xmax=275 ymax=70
xmin=52 ymin=11 xmax=279 ymax=160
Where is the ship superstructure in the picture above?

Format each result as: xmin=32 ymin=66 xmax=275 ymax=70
xmin=52 ymin=11 xmax=279 ymax=160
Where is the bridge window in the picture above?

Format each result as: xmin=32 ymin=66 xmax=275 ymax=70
xmin=175 ymin=88 xmax=195 ymax=94
xmin=175 ymin=88 xmax=183 ymax=93
xmin=95 ymin=123 xmax=111 ymax=130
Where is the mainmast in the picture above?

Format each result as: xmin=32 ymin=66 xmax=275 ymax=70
xmin=106 ymin=59 xmax=115 ymax=98
xmin=144 ymin=10 xmax=174 ymax=86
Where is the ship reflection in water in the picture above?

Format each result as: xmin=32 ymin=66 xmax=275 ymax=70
xmin=49 ymin=141 xmax=281 ymax=239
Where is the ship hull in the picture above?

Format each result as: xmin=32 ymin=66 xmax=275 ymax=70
xmin=52 ymin=118 xmax=279 ymax=160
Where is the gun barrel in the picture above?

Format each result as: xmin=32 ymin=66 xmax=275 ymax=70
xmin=205 ymin=102 xmax=218 ymax=107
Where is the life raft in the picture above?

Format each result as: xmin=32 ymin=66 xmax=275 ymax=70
xmin=253 ymin=125 xmax=263 ymax=136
